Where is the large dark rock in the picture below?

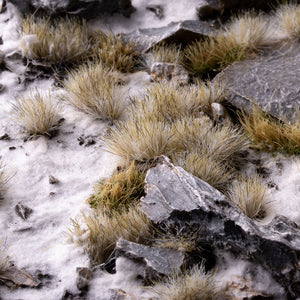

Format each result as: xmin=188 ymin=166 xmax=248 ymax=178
xmin=214 ymin=43 xmax=300 ymax=122
xmin=7 ymin=0 xmax=134 ymax=18
xmin=140 ymin=156 xmax=300 ymax=299
xmin=123 ymin=20 xmax=217 ymax=53
xmin=115 ymin=238 xmax=185 ymax=281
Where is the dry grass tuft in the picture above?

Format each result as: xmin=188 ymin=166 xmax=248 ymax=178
xmin=88 ymin=162 xmax=146 ymax=211
xmin=184 ymin=12 xmax=276 ymax=76
xmin=240 ymin=108 xmax=300 ymax=154
xmin=0 ymin=163 xmax=10 ymax=200
xmin=173 ymin=117 xmax=248 ymax=164
xmin=12 ymin=89 xmax=61 ymax=136
xmin=172 ymin=151 xmax=233 ymax=192
xmin=63 ymin=61 xmax=126 ymax=121
xmin=0 ymin=240 xmax=10 ymax=274
xmin=153 ymin=264 xmax=225 ymax=300
xmin=228 ymin=175 xmax=270 ymax=220
xmin=70 ymin=207 xmax=152 ymax=265
xmin=90 ymin=30 xmax=138 ymax=73
xmin=104 ymin=118 xmax=175 ymax=163
xmin=132 ymin=81 xmax=226 ymax=122
xmin=144 ymin=43 xmax=183 ymax=70
xmin=276 ymin=3 xmax=300 ymax=39
xmin=20 ymin=16 xmax=89 ymax=64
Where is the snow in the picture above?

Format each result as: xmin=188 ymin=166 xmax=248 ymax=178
xmin=0 ymin=0 xmax=299 ymax=299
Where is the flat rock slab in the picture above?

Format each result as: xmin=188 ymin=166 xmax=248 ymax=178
xmin=215 ymin=43 xmax=300 ymax=122
xmin=115 ymin=239 xmax=184 ymax=280
xmin=124 ymin=20 xmax=216 ymax=53
xmin=140 ymin=156 xmax=300 ymax=298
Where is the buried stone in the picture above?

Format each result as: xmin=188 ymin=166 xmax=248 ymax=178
xmin=140 ymin=156 xmax=300 ymax=299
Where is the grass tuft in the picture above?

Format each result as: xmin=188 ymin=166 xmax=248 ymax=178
xmin=90 ymin=30 xmax=138 ymax=73
xmin=104 ymin=118 xmax=175 ymax=164
xmin=70 ymin=207 xmax=152 ymax=265
xmin=88 ymin=162 xmax=146 ymax=212
xmin=228 ymin=175 xmax=270 ymax=220
xmin=63 ymin=61 xmax=126 ymax=121
xmin=0 ymin=240 xmax=10 ymax=274
xmin=276 ymin=3 xmax=300 ymax=39
xmin=240 ymin=108 xmax=300 ymax=155
xmin=20 ymin=16 xmax=89 ymax=64
xmin=0 ymin=163 xmax=10 ymax=200
xmin=132 ymin=81 xmax=226 ymax=122
xmin=12 ymin=89 xmax=61 ymax=136
xmin=153 ymin=264 xmax=225 ymax=300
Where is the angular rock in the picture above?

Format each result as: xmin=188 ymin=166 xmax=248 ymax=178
xmin=7 ymin=0 xmax=135 ymax=18
xmin=140 ymin=156 xmax=300 ymax=299
xmin=214 ymin=44 xmax=300 ymax=122
xmin=211 ymin=102 xmax=231 ymax=125
xmin=124 ymin=20 xmax=216 ymax=53
xmin=15 ymin=202 xmax=33 ymax=220
xmin=49 ymin=175 xmax=59 ymax=184
xmin=150 ymin=62 xmax=189 ymax=85
xmin=0 ymin=266 xmax=40 ymax=288
xmin=146 ymin=4 xmax=163 ymax=19
xmin=115 ymin=238 xmax=184 ymax=280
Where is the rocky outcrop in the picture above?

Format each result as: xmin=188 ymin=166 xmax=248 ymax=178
xmin=7 ymin=0 xmax=135 ymax=18
xmin=123 ymin=20 xmax=216 ymax=53
xmin=214 ymin=44 xmax=300 ymax=122
xmin=140 ymin=156 xmax=300 ymax=299
xmin=115 ymin=239 xmax=185 ymax=281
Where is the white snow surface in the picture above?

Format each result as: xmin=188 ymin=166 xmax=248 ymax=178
xmin=0 ymin=1 xmax=299 ymax=300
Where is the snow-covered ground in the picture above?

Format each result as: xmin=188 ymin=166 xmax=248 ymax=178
xmin=0 ymin=1 xmax=299 ymax=299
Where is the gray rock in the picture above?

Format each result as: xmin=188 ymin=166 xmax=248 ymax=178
xmin=115 ymin=238 xmax=185 ymax=280
xmin=15 ymin=202 xmax=33 ymax=220
xmin=7 ymin=0 xmax=134 ymax=18
xmin=146 ymin=4 xmax=163 ymax=19
xmin=140 ymin=156 xmax=300 ymax=298
xmin=150 ymin=62 xmax=189 ymax=85
xmin=49 ymin=175 xmax=59 ymax=184
xmin=124 ymin=20 xmax=216 ymax=53
xmin=214 ymin=44 xmax=300 ymax=122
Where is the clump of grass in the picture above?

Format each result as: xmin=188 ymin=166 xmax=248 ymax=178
xmin=88 ymin=162 xmax=146 ymax=211
xmin=228 ymin=175 xmax=270 ymax=220
xmin=90 ymin=30 xmax=138 ymax=73
xmin=153 ymin=264 xmax=225 ymax=300
xmin=0 ymin=240 xmax=10 ymax=274
xmin=172 ymin=151 xmax=233 ymax=192
xmin=12 ymin=89 xmax=61 ymax=137
xmin=132 ymin=81 xmax=226 ymax=122
xmin=20 ymin=16 xmax=89 ymax=64
xmin=184 ymin=12 xmax=276 ymax=76
xmin=63 ymin=61 xmax=126 ymax=121
xmin=240 ymin=108 xmax=300 ymax=154
xmin=0 ymin=163 xmax=10 ymax=200
xmin=70 ymin=207 xmax=152 ymax=265
xmin=104 ymin=118 xmax=175 ymax=164
xmin=173 ymin=117 xmax=249 ymax=164
xmin=276 ymin=3 xmax=300 ymax=39
xmin=144 ymin=43 xmax=183 ymax=70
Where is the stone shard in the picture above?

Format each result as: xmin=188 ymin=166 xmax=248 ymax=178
xmin=7 ymin=0 xmax=135 ymax=18
xmin=15 ymin=202 xmax=33 ymax=220
xmin=123 ymin=20 xmax=216 ymax=53
xmin=115 ymin=238 xmax=185 ymax=280
xmin=140 ymin=156 xmax=300 ymax=299
xmin=214 ymin=44 xmax=300 ymax=122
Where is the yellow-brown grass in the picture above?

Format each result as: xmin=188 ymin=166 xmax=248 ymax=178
xmin=276 ymin=3 xmax=300 ymax=39
xmin=90 ymin=30 xmax=138 ymax=73
xmin=240 ymin=108 xmax=300 ymax=154
xmin=70 ymin=207 xmax=152 ymax=265
xmin=20 ymin=17 xmax=89 ymax=64
xmin=228 ymin=175 xmax=270 ymax=220
xmin=132 ymin=81 xmax=226 ymax=122
xmin=12 ymin=90 xmax=61 ymax=136
xmin=153 ymin=264 xmax=225 ymax=300
xmin=88 ymin=162 xmax=145 ymax=211
xmin=63 ymin=61 xmax=126 ymax=121
xmin=0 ymin=162 xmax=10 ymax=200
